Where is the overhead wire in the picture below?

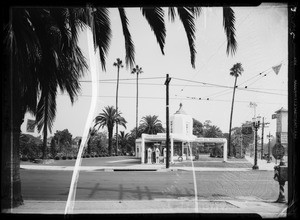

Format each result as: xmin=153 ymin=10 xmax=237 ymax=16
xmin=176 ymin=8 xmax=254 ymax=96
xmin=58 ymin=93 xmax=286 ymax=105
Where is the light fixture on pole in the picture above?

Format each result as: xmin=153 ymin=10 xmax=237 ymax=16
xmin=252 ymin=116 xmax=261 ymax=170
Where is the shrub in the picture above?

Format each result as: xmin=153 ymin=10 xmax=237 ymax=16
xmin=73 ymin=156 xmax=77 ymax=159
xmin=82 ymin=155 xmax=86 ymax=158
xmin=68 ymin=156 xmax=73 ymax=160
xmin=86 ymin=155 xmax=90 ymax=158
xmin=54 ymin=156 xmax=60 ymax=160
xmin=21 ymin=157 xmax=28 ymax=161
xmin=62 ymin=156 xmax=67 ymax=160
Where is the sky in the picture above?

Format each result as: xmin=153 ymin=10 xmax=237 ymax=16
xmin=21 ymin=3 xmax=288 ymax=143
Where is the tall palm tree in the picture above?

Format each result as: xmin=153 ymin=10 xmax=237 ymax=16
xmin=228 ymin=63 xmax=244 ymax=157
xmin=93 ymin=106 xmax=127 ymax=156
xmin=139 ymin=115 xmax=165 ymax=135
xmin=113 ymin=58 xmax=124 ymax=155
xmin=3 ymin=8 xmax=87 ymax=208
xmin=131 ymin=65 xmax=143 ymax=139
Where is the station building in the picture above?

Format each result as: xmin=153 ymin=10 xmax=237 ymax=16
xmin=135 ymin=103 xmax=228 ymax=164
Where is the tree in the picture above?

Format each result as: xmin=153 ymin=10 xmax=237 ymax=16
xmin=87 ymin=128 xmax=97 ymax=155
xmin=139 ymin=115 xmax=165 ymax=135
xmin=193 ymin=118 xmax=204 ymax=137
xmin=94 ymin=106 xmax=127 ymax=156
xmin=3 ymin=8 xmax=88 ymax=208
xmin=228 ymin=63 xmax=244 ymax=157
xmin=50 ymin=138 xmax=58 ymax=158
xmin=53 ymin=129 xmax=73 ymax=155
xmin=87 ymin=131 xmax=108 ymax=156
xmin=203 ymin=124 xmax=223 ymax=138
xmin=19 ymin=134 xmax=43 ymax=160
xmin=113 ymin=58 xmax=124 ymax=155
xmin=131 ymin=65 xmax=143 ymax=140
xmin=117 ymin=131 xmax=131 ymax=155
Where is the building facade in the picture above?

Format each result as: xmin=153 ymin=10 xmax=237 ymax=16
xmin=135 ymin=103 xmax=228 ymax=164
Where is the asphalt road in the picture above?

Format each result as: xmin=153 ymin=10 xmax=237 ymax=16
xmin=20 ymin=169 xmax=285 ymax=202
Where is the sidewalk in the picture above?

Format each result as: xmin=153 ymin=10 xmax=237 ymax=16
xmin=244 ymin=155 xmax=278 ymax=171
xmin=3 ymin=198 xmax=287 ymax=218
xmin=20 ymin=157 xmax=277 ymax=172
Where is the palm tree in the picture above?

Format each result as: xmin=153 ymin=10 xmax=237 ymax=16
xmin=228 ymin=63 xmax=244 ymax=157
xmin=3 ymin=8 xmax=88 ymax=208
xmin=94 ymin=106 xmax=127 ymax=156
xmin=131 ymin=65 xmax=143 ymax=139
xmin=113 ymin=58 xmax=124 ymax=155
xmin=117 ymin=131 xmax=131 ymax=155
xmin=87 ymin=128 xmax=97 ymax=155
xmin=139 ymin=115 xmax=165 ymax=135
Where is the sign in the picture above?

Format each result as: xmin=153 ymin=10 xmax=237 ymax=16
xmin=281 ymin=133 xmax=288 ymax=144
xmin=276 ymin=116 xmax=282 ymax=132
xmin=272 ymin=143 xmax=285 ymax=160
xmin=26 ymin=119 xmax=35 ymax=132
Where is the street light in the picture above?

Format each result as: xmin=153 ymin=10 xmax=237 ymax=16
xmin=267 ymin=132 xmax=273 ymax=163
xmin=252 ymin=116 xmax=261 ymax=170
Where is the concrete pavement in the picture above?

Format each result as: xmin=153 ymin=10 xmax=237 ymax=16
xmin=20 ymin=155 xmax=277 ymax=172
xmin=3 ymin=198 xmax=287 ymax=218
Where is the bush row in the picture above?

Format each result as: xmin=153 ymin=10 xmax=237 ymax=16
xmin=20 ymin=152 xmax=132 ymax=161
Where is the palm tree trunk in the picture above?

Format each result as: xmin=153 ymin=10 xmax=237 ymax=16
xmin=228 ymin=76 xmax=238 ymax=157
xmin=116 ymin=66 xmax=119 ymax=155
xmin=136 ymin=73 xmax=139 ymax=138
xmin=42 ymin=125 xmax=48 ymax=159
xmin=42 ymin=93 xmax=49 ymax=159
xmin=108 ymin=128 xmax=113 ymax=156
xmin=1 ymin=74 xmax=24 ymax=208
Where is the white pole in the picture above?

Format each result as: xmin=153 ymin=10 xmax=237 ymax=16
xmin=223 ymin=139 xmax=227 ymax=162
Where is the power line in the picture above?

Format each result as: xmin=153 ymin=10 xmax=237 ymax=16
xmin=58 ymin=93 xmax=286 ymax=105
xmin=176 ymin=9 xmax=254 ymax=95
xmin=172 ymin=77 xmax=233 ymax=89
xmin=79 ymin=76 xmax=165 ymax=82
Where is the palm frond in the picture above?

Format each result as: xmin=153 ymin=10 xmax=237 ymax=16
xmin=118 ymin=8 xmax=135 ymax=69
xmin=141 ymin=7 xmax=166 ymax=55
xmin=168 ymin=7 xmax=176 ymax=22
xmin=223 ymin=7 xmax=237 ymax=56
xmin=36 ymin=84 xmax=57 ymax=134
xmin=177 ymin=7 xmax=197 ymax=68
xmin=94 ymin=8 xmax=112 ymax=71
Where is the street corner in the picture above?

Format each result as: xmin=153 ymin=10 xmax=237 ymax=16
xmin=226 ymin=198 xmax=287 ymax=218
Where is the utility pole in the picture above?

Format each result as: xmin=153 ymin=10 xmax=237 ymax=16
xmin=165 ymin=74 xmax=171 ymax=169
xmin=240 ymin=134 xmax=243 ymax=158
xmin=267 ymin=132 xmax=272 ymax=163
xmin=261 ymin=117 xmax=270 ymax=159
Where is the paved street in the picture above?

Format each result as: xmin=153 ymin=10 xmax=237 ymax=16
xmin=11 ymin=155 xmax=287 ymax=216
xmin=20 ymin=168 xmax=284 ymax=202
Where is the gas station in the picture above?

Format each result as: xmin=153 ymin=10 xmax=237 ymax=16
xmin=135 ymin=103 xmax=228 ymax=164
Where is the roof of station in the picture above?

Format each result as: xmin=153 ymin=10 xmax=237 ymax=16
xmin=174 ymin=103 xmax=187 ymax=115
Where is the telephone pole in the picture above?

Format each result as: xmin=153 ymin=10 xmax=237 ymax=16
xmin=261 ymin=117 xmax=270 ymax=159
xmin=165 ymin=74 xmax=171 ymax=169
